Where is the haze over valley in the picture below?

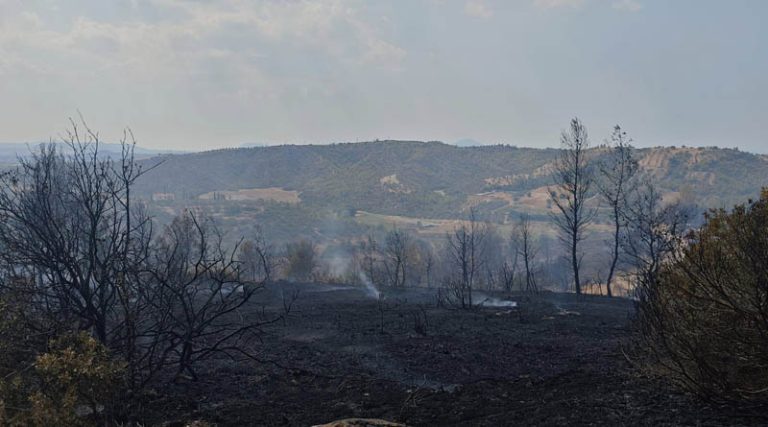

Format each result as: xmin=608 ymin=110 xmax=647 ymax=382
xmin=2 ymin=1 xmax=768 ymax=426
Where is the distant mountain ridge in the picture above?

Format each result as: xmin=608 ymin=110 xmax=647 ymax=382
xmin=136 ymin=140 xmax=768 ymax=219
xmin=0 ymin=142 xmax=186 ymax=163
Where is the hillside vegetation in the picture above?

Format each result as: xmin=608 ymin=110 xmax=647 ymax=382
xmin=136 ymin=141 xmax=768 ymax=220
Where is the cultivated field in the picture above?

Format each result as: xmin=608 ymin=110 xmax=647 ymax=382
xmin=198 ymin=187 xmax=302 ymax=203
xmin=353 ymin=210 xmax=560 ymax=240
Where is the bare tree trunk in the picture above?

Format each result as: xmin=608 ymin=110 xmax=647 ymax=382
xmin=385 ymin=227 xmax=411 ymax=288
xmin=606 ymin=204 xmax=621 ymax=297
xmin=571 ymin=238 xmax=581 ymax=295
xmin=597 ymin=125 xmax=638 ymax=297
xmin=549 ymin=118 xmax=596 ymax=295
xmin=445 ymin=208 xmax=487 ymax=308
xmin=512 ymin=213 xmax=538 ymax=293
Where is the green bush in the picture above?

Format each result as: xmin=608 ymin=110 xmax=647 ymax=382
xmin=0 ymin=330 xmax=124 ymax=426
xmin=638 ymin=189 xmax=768 ymax=401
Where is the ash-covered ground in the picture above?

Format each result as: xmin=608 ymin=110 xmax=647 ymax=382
xmin=145 ymin=283 xmax=768 ymax=426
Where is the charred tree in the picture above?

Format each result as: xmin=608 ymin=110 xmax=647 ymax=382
xmin=597 ymin=125 xmax=638 ymax=297
xmin=444 ymin=208 xmax=487 ymax=308
xmin=549 ymin=118 xmax=596 ymax=295
xmin=512 ymin=213 xmax=539 ymax=293
xmin=383 ymin=227 xmax=411 ymax=288
xmin=0 ymin=119 xmax=281 ymax=387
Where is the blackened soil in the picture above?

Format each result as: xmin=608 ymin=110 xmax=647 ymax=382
xmin=141 ymin=283 xmax=768 ymax=426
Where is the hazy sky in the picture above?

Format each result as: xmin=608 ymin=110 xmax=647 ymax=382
xmin=0 ymin=0 xmax=766 ymax=152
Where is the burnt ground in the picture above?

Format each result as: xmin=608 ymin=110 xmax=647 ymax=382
xmin=142 ymin=283 xmax=768 ymax=426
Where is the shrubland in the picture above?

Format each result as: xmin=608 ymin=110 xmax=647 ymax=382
xmin=636 ymin=189 xmax=768 ymax=402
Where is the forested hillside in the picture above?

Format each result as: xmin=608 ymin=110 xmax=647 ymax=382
xmin=136 ymin=140 xmax=768 ymax=219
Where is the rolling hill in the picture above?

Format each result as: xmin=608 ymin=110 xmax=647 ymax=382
xmin=136 ymin=140 xmax=768 ymax=221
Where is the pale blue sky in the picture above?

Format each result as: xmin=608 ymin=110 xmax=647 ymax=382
xmin=0 ymin=0 xmax=765 ymax=152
